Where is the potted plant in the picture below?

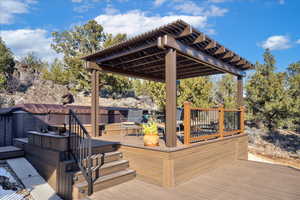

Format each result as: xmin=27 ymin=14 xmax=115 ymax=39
xmin=142 ymin=122 xmax=159 ymax=146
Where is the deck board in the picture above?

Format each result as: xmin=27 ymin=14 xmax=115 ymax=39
xmin=91 ymin=160 xmax=300 ymax=200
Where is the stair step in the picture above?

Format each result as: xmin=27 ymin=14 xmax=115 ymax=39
xmin=0 ymin=146 xmax=24 ymax=159
xmin=92 ymin=143 xmax=120 ymax=154
xmin=73 ymin=169 xmax=135 ymax=199
xmin=65 ymin=151 xmax=123 ymax=172
xmin=82 ymin=151 xmax=123 ymax=168
xmin=13 ymin=138 xmax=28 ymax=149
xmin=74 ymin=160 xmax=129 ymax=183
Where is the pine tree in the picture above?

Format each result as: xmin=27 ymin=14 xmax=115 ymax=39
xmin=246 ymin=49 xmax=291 ymax=130
xmin=0 ymin=37 xmax=15 ymax=90
xmin=178 ymin=77 xmax=214 ymax=108
xmin=42 ymin=59 xmax=71 ymax=85
xmin=215 ymin=74 xmax=237 ymax=109
xmin=133 ymin=77 xmax=214 ymax=111
xmin=20 ymin=52 xmax=46 ymax=75
xmin=287 ymin=61 xmax=300 ymax=131
xmin=51 ymin=20 xmax=131 ymax=93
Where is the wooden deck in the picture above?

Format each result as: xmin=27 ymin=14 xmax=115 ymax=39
xmin=91 ymin=160 xmax=300 ymax=200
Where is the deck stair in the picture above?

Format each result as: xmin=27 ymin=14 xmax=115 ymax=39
xmin=70 ymin=149 xmax=136 ymax=199
xmin=0 ymin=146 xmax=24 ymax=159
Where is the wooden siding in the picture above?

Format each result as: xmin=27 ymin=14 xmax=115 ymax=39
xmin=171 ymin=135 xmax=247 ymax=185
xmin=120 ymin=145 xmax=167 ymax=186
xmin=0 ymin=115 xmax=13 ymax=146
xmin=119 ymin=134 xmax=248 ymax=187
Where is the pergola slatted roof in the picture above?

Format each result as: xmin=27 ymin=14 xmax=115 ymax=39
xmin=83 ymin=19 xmax=253 ymax=81
xmin=85 ymin=20 xmax=250 ymax=147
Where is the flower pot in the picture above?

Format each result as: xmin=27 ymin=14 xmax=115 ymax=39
xmin=143 ymin=134 xmax=159 ymax=146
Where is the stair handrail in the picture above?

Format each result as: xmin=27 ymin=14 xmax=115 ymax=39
xmin=68 ymin=109 xmax=93 ymax=195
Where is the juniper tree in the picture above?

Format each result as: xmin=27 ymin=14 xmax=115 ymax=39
xmin=246 ymin=49 xmax=291 ymax=130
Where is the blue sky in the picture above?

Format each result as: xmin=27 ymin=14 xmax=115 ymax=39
xmin=0 ymin=0 xmax=299 ymax=72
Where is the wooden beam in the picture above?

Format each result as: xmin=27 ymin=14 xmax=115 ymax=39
xmin=179 ymin=71 xmax=222 ymax=79
xmin=126 ymin=57 xmax=164 ymax=70
xmin=94 ymin=43 xmax=157 ymax=63
xmin=205 ymin=41 xmax=217 ymax=50
xmin=100 ymin=65 xmax=164 ymax=82
xmin=193 ymin=33 xmax=206 ymax=44
xmin=237 ymin=59 xmax=246 ymax=66
xmin=230 ymin=55 xmax=240 ymax=63
xmin=91 ymin=66 xmax=99 ymax=137
xmin=222 ymin=51 xmax=234 ymax=59
xmin=214 ymin=46 xmax=225 ymax=55
xmin=178 ymin=25 xmax=193 ymax=37
xmin=158 ymin=66 xmax=215 ymax=76
xmin=88 ymin=63 xmax=164 ymax=82
xmin=165 ymin=49 xmax=177 ymax=147
xmin=110 ymin=51 xmax=166 ymax=68
xmin=162 ymin=35 xmax=243 ymax=76
xmin=237 ymin=76 xmax=243 ymax=106
xmin=150 ymin=62 xmax=203 ymax=73
xmin=177 ymin=69 xmax=218 ymax=78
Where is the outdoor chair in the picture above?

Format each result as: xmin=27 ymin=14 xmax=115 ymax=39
xmin=158 ymin=108 xmax=183 ymax=140
xmin=121 ymin=109 xmax=145 ymax=138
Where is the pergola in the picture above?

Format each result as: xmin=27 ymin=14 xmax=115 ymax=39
xmin=82 ymin=20 xmax=253 ymax=148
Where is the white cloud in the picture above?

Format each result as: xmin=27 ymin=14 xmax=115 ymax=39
xmin=0 ymin=0 xmax=36 ymax=24
xmin=261 ymin=35 xmax=291 ymax=50
xmin=174 ymin=1 xmax=203 ymax=15
xmin=154 ymin=0 xmax=167 ymax=6
xmin=0 ymin=29 xmax=61 ymax=62
xmin=104 ymin=4 xmax=119 ymax=15
xmin=278 ymin=0 xmax=285 ymax=5
xmin=296 ymin=39 xmax=300 ymax=44
xmin=73 ymin=3 xmax=93 ymax=13
xmin=71 ymin=0 xmax=83 ymax=2
xmin=207 ymin=0 xmax=228 ymax=2
xmin=174 ymin=1 xmax=227 ymax=17
xmin=206 ymin=5 xmax=228 ymax=16
xmin=95 ymin=10 xmax=208 ymax=36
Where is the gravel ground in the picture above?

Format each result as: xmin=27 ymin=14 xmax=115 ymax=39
xmin=0 ymin=164 xmax=32 ymax=200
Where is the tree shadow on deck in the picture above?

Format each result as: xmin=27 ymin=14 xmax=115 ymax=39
xmin=262 ymin=130 xmax=300 ymax=154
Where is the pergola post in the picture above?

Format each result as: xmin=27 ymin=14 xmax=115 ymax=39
xmin=91 ymin=68 xmax=100 ymax=137
xmin=165 ymin=49 xmax=177 ymax=147
xmin=237 ymin=76 xmax=243 ymax=106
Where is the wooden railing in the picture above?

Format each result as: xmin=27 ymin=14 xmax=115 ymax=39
xmin=183 ymin=102 xmax=244 ymax=145
xmin=69 ymin=109 xmax=93 ymax=195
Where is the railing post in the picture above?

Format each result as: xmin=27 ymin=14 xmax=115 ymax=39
xmin=87 ymin=137 xmax=93 ymax=195
xmin=184 ymin=102 xmax=191 ymax=145
xmin=239 ymin=106 xmax=245 ymax=134
xmin=218 ymin=105 xmax=224 ymax=138
xmin=68 ymin=110 xmax=71 ymax=159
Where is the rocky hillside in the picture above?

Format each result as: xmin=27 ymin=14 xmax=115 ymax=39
xmin=0 ymin=79 xmax=157 ymax=110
